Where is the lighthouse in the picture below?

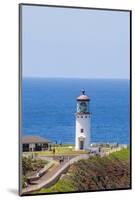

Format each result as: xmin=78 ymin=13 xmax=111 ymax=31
xmin=75 ymin=89 xmax=91 ymax=150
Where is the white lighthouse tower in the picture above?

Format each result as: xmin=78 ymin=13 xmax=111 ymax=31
xmin=75 ymin=89 xmax=91 ymax=150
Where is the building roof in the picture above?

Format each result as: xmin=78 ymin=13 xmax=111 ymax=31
xmin=22 ymin=136 xmax=51 ymax=144
xmin=77 ymin=89 xmax=90 ymax=101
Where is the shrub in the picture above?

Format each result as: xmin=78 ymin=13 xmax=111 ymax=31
xmin=22 ymin=156 xmax=48 ymax=175
xmin=22 ymin=175 xmax=27 ymax=188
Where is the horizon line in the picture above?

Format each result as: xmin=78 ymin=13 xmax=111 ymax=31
xmin=22 ymin=76 xmax=130 ymax=80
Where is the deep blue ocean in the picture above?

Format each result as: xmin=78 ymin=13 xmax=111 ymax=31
xmin=22 ymin=78 xmax=130 ymax=144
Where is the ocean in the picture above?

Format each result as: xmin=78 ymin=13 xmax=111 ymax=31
xmin=22 ymin=78 xmax=130 ymax=144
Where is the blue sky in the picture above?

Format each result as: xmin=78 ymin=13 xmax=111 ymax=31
xmin=22 ymin=5 xmax=130 ymax=79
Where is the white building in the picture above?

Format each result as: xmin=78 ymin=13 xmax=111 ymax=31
xmin=75 ymin=89 xmax=91 ymax=150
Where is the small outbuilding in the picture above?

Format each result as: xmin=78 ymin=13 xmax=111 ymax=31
xmin=22 ymin=136 xmax=51 ymax=152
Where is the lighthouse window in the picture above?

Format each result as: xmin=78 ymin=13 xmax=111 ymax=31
xmin=81 ymin=116 xmax=83 ymax=118
xmin=85 ymin=116 xmax=87 ymax=118
xmin=80 ymin=129 xmax=84 ymax=133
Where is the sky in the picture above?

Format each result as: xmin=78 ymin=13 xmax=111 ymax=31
xmin=22 ymin=5 xmax=130 ymax=79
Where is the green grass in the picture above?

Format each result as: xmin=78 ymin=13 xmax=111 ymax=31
xmin=36 ymin=178 xmax=77 ymax=194
xmin=24 ymin=146 xmax=89 ymax=157
xmin=108 ymin=147 xmax=130 ymax=160
xmin=53 ymin=144 xmax=75 ymax=147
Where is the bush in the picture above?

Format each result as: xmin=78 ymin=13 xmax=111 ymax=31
xmin=22 ymin=156 xmax=48 ymax=176
xmin=22 ymin=175 xmax=27 ymax=188
xmin=22 ymin=157 xmax=33 ymax=175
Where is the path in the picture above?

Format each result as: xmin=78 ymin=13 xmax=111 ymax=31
xmin=22 ymin=154 xmax=89 ymax=194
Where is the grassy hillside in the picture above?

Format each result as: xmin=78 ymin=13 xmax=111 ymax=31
xmin=36 ymin=148 xmax=130 ymax=194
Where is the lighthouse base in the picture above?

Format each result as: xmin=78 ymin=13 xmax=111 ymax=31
xmin=75 ymin=136 xmax=90 ymax=151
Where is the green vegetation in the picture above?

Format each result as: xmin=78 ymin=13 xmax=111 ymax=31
xmin=24 ymin=146 xmax=89 ymax=157
xmin=22 ymin=156 xmax=48 ymax=188
xmin=36 ymin=148 xmax=130 ymax=194
xmin=22 ymin=156 xmax=48 ymax=176
xmin=52 ymin=146 xmax=88 ymax=155
xmin=53 ymin=144 xmax=75 ymax=147
xmin=108 ymin=147 xmax=130 ymax=160
xmin=22 ymin=175 xmax=27 ymax=188
xmin=37 ymin=178 xmax=77 ymax=193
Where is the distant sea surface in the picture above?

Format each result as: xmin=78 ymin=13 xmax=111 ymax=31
xmin=22 ymin=78 xmax=130 ymax=144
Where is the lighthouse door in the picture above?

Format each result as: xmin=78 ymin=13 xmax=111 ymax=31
xmin=80 ymin=140 xmax=84 ymax=150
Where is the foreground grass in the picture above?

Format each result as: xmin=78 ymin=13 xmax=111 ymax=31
xmin=23 ymin=146 xmax=89 ymax=157
xmin=108 ymin=147 xmax=130 ymax=160
xmin=35 ymin=148 xmax=130 ymax=194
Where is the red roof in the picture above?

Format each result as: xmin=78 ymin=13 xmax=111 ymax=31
xmin=77 ymin=89 xmax=90 ymax=101
xmin=22 ymin=136 xmax=51 ymax=144
xmin=77 ymin=95 xmax=90 ymax=100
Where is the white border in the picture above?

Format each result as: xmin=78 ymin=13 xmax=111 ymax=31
xmin=0 ymin=0 xmax=134 ymax=199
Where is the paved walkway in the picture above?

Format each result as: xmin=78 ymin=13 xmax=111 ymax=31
xmin=31 ymin=160 xmax=68 ymax=185
xmin=22 ymin=154 xmax=89 ymax=194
